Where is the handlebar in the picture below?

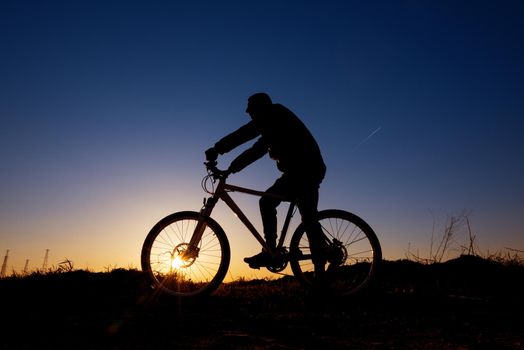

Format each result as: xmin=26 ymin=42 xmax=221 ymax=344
xmin=204 ymin=160 xmax=230 ymax=180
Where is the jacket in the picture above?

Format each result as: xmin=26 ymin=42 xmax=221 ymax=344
xmin=214 ymin=103 xmax=326 ymax=181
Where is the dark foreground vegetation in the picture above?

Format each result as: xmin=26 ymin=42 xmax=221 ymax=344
xmin=1 ymin=255 xmax=523 ymax=349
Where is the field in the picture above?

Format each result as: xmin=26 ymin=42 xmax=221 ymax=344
xmin=1 ymin=255 xmax=523 ymax=349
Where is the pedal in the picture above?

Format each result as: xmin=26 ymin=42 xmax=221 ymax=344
xmin=246 ymin=263 xmax=261 ymax=270
xmin=243 ymin=257 xmax=262 ymax=269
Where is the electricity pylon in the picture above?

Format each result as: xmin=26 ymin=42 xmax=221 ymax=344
xmin=42 ymin=249 xmax=49 ymax=271
xmin=1 ymin=250 xmax=9 ymax=278
xmin=23 ymin=259 xmax=30 ymax=275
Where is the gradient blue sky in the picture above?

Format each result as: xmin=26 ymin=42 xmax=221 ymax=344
xmin=1 ymin=1 xmax=523 ymax=277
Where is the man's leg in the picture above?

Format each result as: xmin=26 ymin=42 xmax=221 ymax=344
xmin=295 ymin=181 xmax=326 ymax=276
xmin=259 ymin=177 xmax=289 ymax=250
xmin=244 ymin=177 xmax=288 ymax=268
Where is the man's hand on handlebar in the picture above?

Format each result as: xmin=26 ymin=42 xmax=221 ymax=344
xmin=205 ymin=147 xmax=218 ymax=162
xmin=204 ymin=147 xmax=230 ymax=180
xmin=205 ymin=162 xmax=230 ymax=179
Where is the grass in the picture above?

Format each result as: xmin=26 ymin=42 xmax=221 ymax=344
xmin=406 ymin=211 xmax=523 ymax=266
xmin=2 ymin=212 xmax=522 ymax=348
xmin=1 ymin=255 xmax=523 ymax=350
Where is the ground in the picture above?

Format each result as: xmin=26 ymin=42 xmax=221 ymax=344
xmin=1 ymin=256 xmax=523 ymax=349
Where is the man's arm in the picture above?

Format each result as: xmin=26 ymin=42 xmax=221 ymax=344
xmin=214 ymin=121 xmax=259 ymax=155
xmin=228 ymin=136 xmax=268 ymax=173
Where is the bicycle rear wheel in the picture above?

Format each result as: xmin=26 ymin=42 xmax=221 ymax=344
xmin=289 ymin=209 xmax=382 ymax=296
xmin=141 ymin=211 xmax=230 ymax=297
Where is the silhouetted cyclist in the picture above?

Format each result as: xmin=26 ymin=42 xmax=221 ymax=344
xmin=206 ymin=93 xmax=327 ymax=275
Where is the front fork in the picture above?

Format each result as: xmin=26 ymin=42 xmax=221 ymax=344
xmin=183 ymin=194 xmax=218 ymax=260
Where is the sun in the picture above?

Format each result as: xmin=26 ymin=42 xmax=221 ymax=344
xmin=171 ymin=255 xmax=185 ymax=270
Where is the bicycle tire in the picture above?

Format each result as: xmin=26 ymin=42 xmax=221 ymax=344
xmin=289 ymin=209 xmax=382 ymax=296
xmin=141 ymin=211 xmax=230 ymax=297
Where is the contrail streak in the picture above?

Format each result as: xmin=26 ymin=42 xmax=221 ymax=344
xmin=363 ymin=126 xmax=382 ymax=142
xmin=354 ymin=126 xmax=382 ymax=150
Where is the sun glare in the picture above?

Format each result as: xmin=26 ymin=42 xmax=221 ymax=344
xmin=171 ymin=256 xmax=185 ymax=270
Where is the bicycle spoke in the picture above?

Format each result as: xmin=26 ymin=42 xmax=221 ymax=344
xmin=290 ymin=209 xmax=381 ymax=296
xmin=142 ymin=212 xmax=230 ymax=297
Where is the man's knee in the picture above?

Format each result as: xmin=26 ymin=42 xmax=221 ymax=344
xmin=259 ymin=196 xmax=277 ymax=212
xmin=300 ymin=208 xmax=319 ymax=225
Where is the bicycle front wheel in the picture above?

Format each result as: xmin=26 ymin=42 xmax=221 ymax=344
xmin=141 ymin=211 xmax=230 ymax=297
xmin=290 ymin=209 xmax=382 ymax=296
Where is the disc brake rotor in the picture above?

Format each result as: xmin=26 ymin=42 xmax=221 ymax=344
xmin=329 ymin=240 xmax=348 ymax=267
xmin=172 ymin=243 xmax=196 ymax=268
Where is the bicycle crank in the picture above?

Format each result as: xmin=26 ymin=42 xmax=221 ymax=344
xmin=267 ymin=248 xmax=289 ymax=273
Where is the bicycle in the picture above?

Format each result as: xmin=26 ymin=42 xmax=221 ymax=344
xmin=141 ymin=161 xmax=382 ymax=297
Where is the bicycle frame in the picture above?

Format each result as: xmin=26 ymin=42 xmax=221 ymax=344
xmin=187 ymin=176 xmax=296 ymax=258
xmin=142 ymin=162 xmax=382 ymax=297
